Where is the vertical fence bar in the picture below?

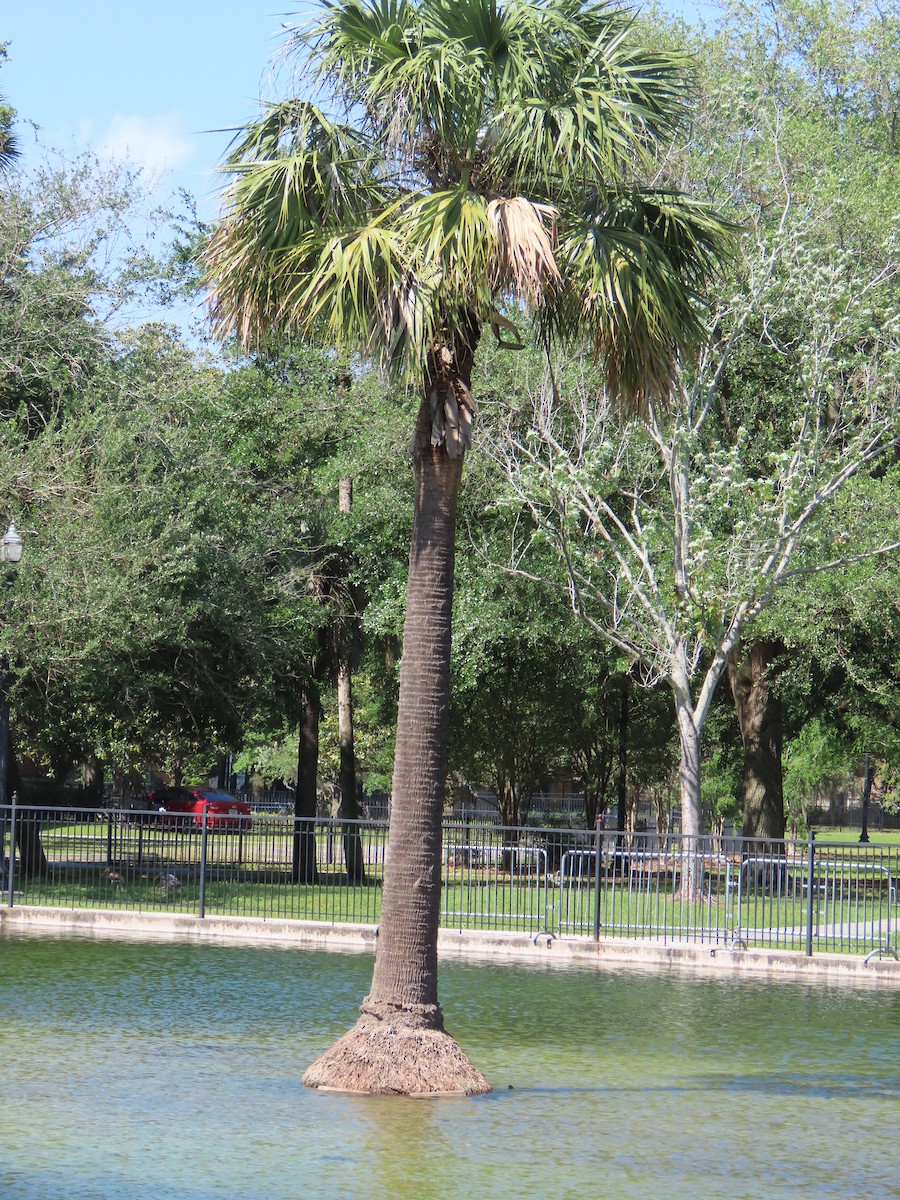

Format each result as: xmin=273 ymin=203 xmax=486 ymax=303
xmin=7 ymin=791 xmax=16 ymax=907
xmin=805 ymin=831 xmax=816 ymax=957
xmin=199 ymin=804 xmax=209 ymax=919
xmin=592 ymin=828 xmax=602 ymax=941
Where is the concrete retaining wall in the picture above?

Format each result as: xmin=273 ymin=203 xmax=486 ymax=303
xmin=3 ymin=904 xmax=899 ymax=986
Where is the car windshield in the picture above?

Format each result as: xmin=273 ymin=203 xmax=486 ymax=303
xmin=199 ymin=790 xmax=239 ymax=804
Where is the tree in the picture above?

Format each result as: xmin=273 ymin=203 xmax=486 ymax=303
xmin=204 ymin=0 xmax=729 ymax=1094
xmin=689 ymin=0 xmax=900 ymax=837
xmin=496 ymin=211 xmax=900 ymax=870
xmin=449 ymin=570 xmax=581 ymax=827
xmin=492 ymin=0 xmax=900 ymax=861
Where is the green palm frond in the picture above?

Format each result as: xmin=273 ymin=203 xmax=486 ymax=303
xmin=205 ymin=100 xmax=390 ymax=344
xmin=221 ymin=101 xmax=383 ymax=233
xmin=0 ymin=90 xmax=16 ymax=170
xmin=395 ymin=187 xmax=493 ymax=290
xmin=282 ymin=220 xmax=433 ymax=363
xmin=313 ymin=0 xmax=486 ymax=148
xmin=554 ymin=190 xmax=737 ymax=411
xmin=488 ymin=20 xmax=688 ymax=194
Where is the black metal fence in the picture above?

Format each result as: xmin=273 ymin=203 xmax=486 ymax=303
xmin=2 ymin=802 xmax=898 ymax=959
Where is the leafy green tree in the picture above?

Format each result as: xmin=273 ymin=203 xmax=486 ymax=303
xmin=692 ymin=0 xmax=900 ymax=836
xmin=204 ymin=0 xmax=730 ymax=1094
xmin=0 ymin=151 xmax=227 ymax=832
xmin=494 ymin=0 xmax=900 ymax=862
xmin=449 ymin=569 xmax=581 ymax=827
xmin=783 ymin=718 xmax=850 ymax=837
xmin=5 ymin=326 xmax=321 ymax=785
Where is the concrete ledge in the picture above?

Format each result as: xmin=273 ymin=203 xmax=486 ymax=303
xmin=0 ymin=905 xmax=379 ymax=953
xmin=3 ymin=905 xmax=899 ymax=986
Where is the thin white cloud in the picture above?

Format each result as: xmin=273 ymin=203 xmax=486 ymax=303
xmin=99 ymin=113 xmax=193 ymax=174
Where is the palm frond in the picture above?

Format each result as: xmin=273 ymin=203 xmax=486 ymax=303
xmin=204 ymin=100 xmax=390 ymax=346
xmin=0 ymin=90 xmax=17 ymax=170
xmin=486 ymin=196 xmax=560 ymax=302
xmin=489 ymin=15 xmax=689 ymax=193
xmin=220 ymin=101 xmax=382 ymax=231
xmin=554 ymin=190 xmax=737 ymax=412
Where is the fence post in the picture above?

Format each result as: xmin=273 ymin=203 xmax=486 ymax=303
xmin=199 ymin=804 xmax=209 ymax=919
xmin=805 ymin=830 xmax=816 ymax=957
xmin=592 ymin=826 xmax=603 ymax=940
xmin=7 ymin=790 xmax=16 ymax=907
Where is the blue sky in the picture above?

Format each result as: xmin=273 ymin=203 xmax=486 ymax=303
xmin=3 ymin=2 xmax=317 ymax=220
xmin=4 ymin=1 xmax=712 ymax=224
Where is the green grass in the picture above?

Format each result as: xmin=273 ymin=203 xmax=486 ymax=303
xmin=809 ymin=827 xmax=900 ymax=846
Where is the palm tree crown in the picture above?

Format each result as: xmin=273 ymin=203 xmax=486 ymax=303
xmin=206 ymin=0 xmax=731 ymax=411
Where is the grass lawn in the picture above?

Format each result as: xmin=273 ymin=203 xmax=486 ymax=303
xmin=809 ymin=827 xmax=900 ymax=846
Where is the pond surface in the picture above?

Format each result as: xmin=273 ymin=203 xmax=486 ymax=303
xmin=0 ymin=932 xmax=897 ymax=1200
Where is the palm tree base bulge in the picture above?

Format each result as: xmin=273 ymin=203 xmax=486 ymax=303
xmin=302 ymin=1001 xmax=491 ymax=1096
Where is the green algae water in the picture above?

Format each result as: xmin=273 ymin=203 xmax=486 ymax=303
xmin=0 ymin=933 xmax=897 ymax=1200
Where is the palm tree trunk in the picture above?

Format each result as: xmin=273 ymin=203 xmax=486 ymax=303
xmin=303 ymin=348 xmax=490 ymax=1096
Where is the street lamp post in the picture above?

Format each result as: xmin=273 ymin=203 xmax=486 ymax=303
xmin=0 ymin=521 xmax=25 ymax=811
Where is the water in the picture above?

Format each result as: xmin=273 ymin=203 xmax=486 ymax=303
xmin=0 ymin=932 xmax=897 ymax=1200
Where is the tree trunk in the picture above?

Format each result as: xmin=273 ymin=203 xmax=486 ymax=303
xmin=674 ymin=681 xmax=703 ymax=899
xmin=496 ymin=768 xmax=519 ymax=827
xmin=674 ymin=692 xmax=702 ymax=840
xmin=333 ymin=475 xmax=366 ymax=883
xmin=607 ymin=676 xmax=628 ymax=873
xmin=728 ymin=639 xmax=786 ymax=840
xmin=335 ymin=660 xmax=366 ymax=883
xmin=8 ymin=745 xmax=48 ymax=879
xmin=83 ymin=756 xmax=105 ymax=806
xmin=292 ymin=684 xmax=320 ymax=885
xmin=303 ymin=346 xmax=490 ymax=1096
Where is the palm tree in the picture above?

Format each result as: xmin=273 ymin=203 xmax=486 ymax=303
xmin=0 ymin=45 xmax=17 ymax=171
xmin=0 ymin=93 xmax=17 ymax=171
xmin=204 ymin=0 xmax=732 ymax=1095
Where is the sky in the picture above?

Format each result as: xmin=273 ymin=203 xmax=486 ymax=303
xmin=3 ymin=2 xmax=317 ymax=221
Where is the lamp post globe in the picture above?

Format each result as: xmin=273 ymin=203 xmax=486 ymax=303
xmin=1 ymin=522 xmax=24 ymax=565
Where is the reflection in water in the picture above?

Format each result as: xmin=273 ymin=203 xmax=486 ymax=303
xmin=0 ymin=932 xmax=897 ymax=1200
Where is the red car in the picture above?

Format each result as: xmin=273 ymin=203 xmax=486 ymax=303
xmin=147 ymin=787 xmax=252 ymax=832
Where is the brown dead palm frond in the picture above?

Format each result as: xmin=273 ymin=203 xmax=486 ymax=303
xmin=487 ymin=197 xmax=561 ymax=304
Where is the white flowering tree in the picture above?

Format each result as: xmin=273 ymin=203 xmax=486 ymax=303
xmin=495 ymin=219 xmax=900 ymax=862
